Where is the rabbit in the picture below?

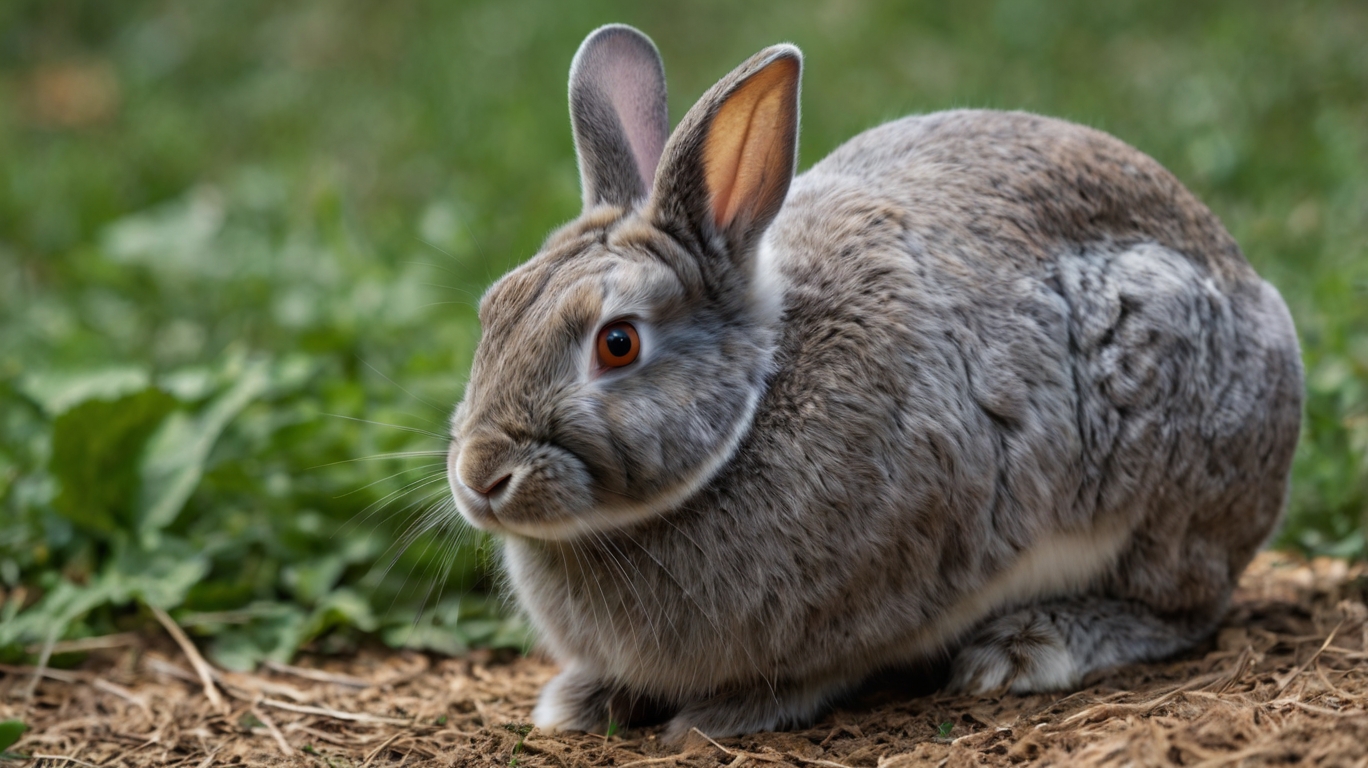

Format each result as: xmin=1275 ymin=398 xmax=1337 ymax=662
xmin=444 ymin=24 xmax=1304 ymax=741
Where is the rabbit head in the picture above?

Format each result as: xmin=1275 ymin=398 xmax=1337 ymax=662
xmin=447 ymin=26 xmax=801 ymax=540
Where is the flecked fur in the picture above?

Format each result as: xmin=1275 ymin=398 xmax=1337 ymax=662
xmin=444 ymin=25 xmax=1303 ymax=740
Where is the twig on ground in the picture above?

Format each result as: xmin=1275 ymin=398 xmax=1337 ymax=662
xmin=194 ymin=748 xmax=221 ymax=768
xmin=21 ymin=626 xmax=60 ymax=711
xmin=1265 ymin=696 xmax=1364 ymax=717
xmin=26 ymin=633 xmax=142 ymax=656
xmin=264 ymin=660 xmax=372 ymax=688
xmin=616 ymin=755 xmax=689 ymax=767
xmin=1207 ymin=645 xmax=1255 ymax=695
xmin=214 ymin=669 xmax=310 ymax=703
xmin=251 ymin=705 xmax=294 ymax=755
xmin=257 ymin=697 xmax=414 ymax=726
xmin=0 ymin=662 xmax=89 ymax=683
xmin=30 ymin=755 xmax=104 ymax=768
xmin=282 ymin=724 xmax=369 ymax=747
xmin=1273 ymin=621 xmax=1342 ymax=696
xmin=144 ymin=657 xmax=199 ymax=683
xmin=1315 ymin=646 xmax=1368 ymax=660
xmin=690 ymin=728 xmax=851 ymax=768
xmin=1055 ymin=672 xmax=1226 ymax=729
xmin=92 ymin=677 xmax=152 ymax=715
xmin=361 ymin=731 xmax=406 ymax=767
xmin=150 ymin=605 xmax=226 ymax=713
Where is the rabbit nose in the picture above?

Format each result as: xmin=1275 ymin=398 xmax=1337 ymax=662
xmin=458 ymin=431 xmax=516 ymax=498
xmin=472 ymin=472 xmax=513 ymax=497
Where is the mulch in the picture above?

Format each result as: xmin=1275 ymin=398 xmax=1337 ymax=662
xmin=3 ymin=551 xmax=1367 ymax=767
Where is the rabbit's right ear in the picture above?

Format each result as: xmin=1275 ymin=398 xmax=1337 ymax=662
xmin=648 ymin=45 xmax=801 ymax=278
xmin=569 ymin=25 xmax=670 ymax=210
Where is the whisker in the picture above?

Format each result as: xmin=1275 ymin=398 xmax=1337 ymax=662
xmin=338 ymin=471 xmax=449 ymax=539
xmin=308 ymin=450 xmax=448 ymax=471
xmin=592 ymin=530 xmax=664 ymax=653
xmin=420 ymin=281 xmax=484 ymax=299
xmin=586 ymin=481 xmax=712 ymax=559
xmin=335 ymin=462 xmax=447 ymax=499
xmin=357 ymin=357 xmax=448 ymax=413
xmin=416 ymin=300 xmax=480 ymax=312
xmin=369 ymin=496 xmax=450 ymax=588
xmin=321 ymin=412 xmax=449 ymax=441
xmin=415 ymin=236 xmax=463 ymax=264
xmin=614 ymin=528 xmax=773 ymax=692
xmin=409 ymin=506 xmax=468 ymax=634
xmin=403 ymin=259 xmax=462 ymax=278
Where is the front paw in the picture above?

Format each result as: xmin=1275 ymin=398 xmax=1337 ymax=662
xmin=948 ymin=611 xmax=1078 ymax=695
xmin=531 ymin=667 xmax=612 ymax=733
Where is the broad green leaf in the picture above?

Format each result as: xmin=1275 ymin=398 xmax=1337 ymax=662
xmin=49 ymin=389 xmax=176 ymax=535
xmin=382 ymin=624 xmax=469 ymax=656
xmin=137 ymin=359 xmax=271 ymax=540
xmin=101 ymin=187 xmax=226 ymax=276
xmin=0 ymin=720 xmax=25 ymax=754
xmin=0 ymin=579 xmax=122 ymax=648
xmin=282 ymin=533 xmax=381 ymax=604
xmin=0 ymin=539 xmax=208 ymax=649
xmin=283 ymin=555 xmax=347 ymax=604
xmin=109 ymin=537 xmax=212 ymax=610
xmin=20 ymin=368 xmax=151 ymax=417
xmin=305 ymin=588 xmax=377 ymax=636
xmin=209 ymin=604 xmax=309 ymax=671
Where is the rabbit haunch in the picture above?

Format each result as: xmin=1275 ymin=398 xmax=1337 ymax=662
xmin=444 ymin=25 xmax=1303 ymax=740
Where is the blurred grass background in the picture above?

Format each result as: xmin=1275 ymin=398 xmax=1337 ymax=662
xmin=1 ymin=0 xmax=1365 ymax=667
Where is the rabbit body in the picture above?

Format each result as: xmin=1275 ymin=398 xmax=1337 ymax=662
xmin=447 ymin=27 xmax=1303 ymax=740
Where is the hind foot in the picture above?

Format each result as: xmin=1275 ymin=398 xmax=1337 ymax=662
xmin=948 ymin=597 xmax=1214 ymax=695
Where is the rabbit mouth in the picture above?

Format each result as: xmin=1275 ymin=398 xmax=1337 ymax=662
xmin=447 ymin=435 xmax=701 ymax=540
xmin=447 ymin=438 xmax=609 ymax=539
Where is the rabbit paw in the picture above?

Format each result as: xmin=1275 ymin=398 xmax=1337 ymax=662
xmin=662 ymin=682 xmax=833 ymax=743
xmin=948 ymin=610 xmax=1079 ymax=695
xmin=531 ymin=666 xmax=613 ymax=733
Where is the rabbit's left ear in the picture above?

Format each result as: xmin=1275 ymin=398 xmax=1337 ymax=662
xmin=569 ymin=25 xmax=670 ymax=209
xmin=650 ymin=45 xmax=801 ymax=269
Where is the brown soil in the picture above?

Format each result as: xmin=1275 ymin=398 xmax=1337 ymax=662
xmin=4 ymin=551 xmax=1367 ymax=767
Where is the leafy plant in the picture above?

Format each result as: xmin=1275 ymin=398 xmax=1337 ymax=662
xmin=0 ymin=720 xmax=26 ymax=760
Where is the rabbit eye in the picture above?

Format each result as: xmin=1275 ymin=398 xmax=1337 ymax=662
xmin=596 ymin=321 xmax=640 ymax=368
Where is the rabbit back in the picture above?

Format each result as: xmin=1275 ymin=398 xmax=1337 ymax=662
xmin=764 ymin=108 xmax=1302 ymax=616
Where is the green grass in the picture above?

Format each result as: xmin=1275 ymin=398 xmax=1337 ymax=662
xmin=1 ymin=0 xmax=1365 ymax=666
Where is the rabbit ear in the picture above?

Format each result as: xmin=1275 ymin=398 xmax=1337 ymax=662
xmin=650 ymin=45 xmax=801 ymax=269
xmin=569 ymin=25 xmax=670 ymax=209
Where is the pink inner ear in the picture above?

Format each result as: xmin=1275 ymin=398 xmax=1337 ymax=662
xmin=602 ymin=54 xmax=667 ymax=191
xmin=703 ymin=57 xmax=799 ymax=231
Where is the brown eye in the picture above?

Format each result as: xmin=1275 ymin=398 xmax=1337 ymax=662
xmin=596 ymin=321 xmax=640 ymax=368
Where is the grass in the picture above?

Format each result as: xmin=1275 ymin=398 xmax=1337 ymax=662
xmin=0 ymin=0 xmax=1365 ymax=665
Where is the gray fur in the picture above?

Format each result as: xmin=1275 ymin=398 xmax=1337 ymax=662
xmin=445 ymin=26 xmax=1303 ymax=740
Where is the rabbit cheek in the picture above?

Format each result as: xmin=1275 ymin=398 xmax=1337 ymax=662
xmin=493 ymin=448 xmax=597 ymax=534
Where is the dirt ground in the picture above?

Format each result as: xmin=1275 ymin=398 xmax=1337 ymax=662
xmin=3 ymin=551 xmax=1367 ymax=768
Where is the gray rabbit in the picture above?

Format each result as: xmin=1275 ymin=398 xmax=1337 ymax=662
xmin=445 ymin=25 xmax=1303 ymax=740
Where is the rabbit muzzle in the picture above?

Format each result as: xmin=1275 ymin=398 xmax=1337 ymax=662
xmin=448 ymin=429 xmax=599 ymax=539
